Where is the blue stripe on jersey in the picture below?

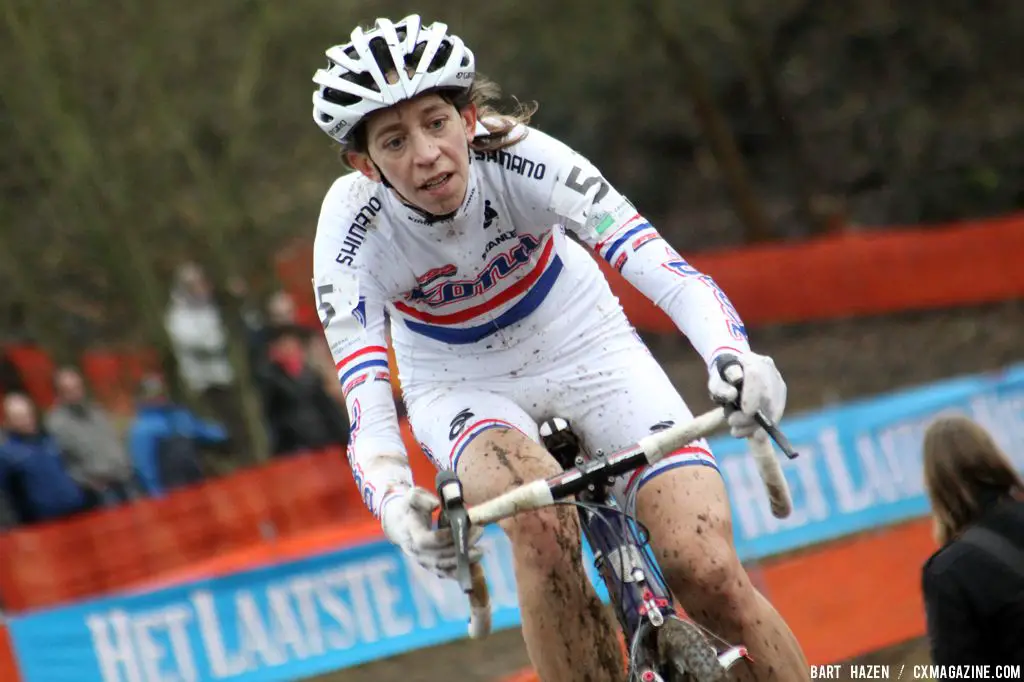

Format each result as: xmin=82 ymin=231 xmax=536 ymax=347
xmin=602 ymin=223 xmax=652 ymax=264
xmin=403 ymin=255 xmax=564 ymax=344
xmin=339 ymin=359 xmax=390 ymax=385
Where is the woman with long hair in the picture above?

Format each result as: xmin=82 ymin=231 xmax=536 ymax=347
xmin=921 ymin=414 xmax=1024 ymax=664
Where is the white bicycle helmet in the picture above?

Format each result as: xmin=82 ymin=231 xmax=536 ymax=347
xmin=312 ymin=15 xmax=476 ymax=143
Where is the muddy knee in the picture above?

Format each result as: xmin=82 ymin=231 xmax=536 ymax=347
xmin=458 ymin=428 xmax=582 ymax=572
xmin=502 ymin=504 xmax=584 ymax=573
xmin=660 ymin=540 xmax=756 ymax=623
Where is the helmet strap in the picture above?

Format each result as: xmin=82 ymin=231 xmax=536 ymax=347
xmin=372 ymin=161 xmax=394 ymax=189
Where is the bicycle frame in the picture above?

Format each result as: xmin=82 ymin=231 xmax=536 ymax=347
xmin=543 ymin=419 xmax=674 ymax=640
xmin=543 ymin=421 xmax=681 ymax=678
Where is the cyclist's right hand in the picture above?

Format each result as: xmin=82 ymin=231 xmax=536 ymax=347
xmin=380 ymin=486 xmax=484 ymax=580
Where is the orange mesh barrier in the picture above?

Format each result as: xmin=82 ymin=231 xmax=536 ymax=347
xmin=276 ymin=213 xmax=1024 ymax=338
xmin=0 ymin=418 xmax=436 ymax=613
xmin=601 ymin=214 xmax=1024 ymax=333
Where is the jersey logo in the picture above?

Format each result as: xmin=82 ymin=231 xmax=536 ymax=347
xmin=449 ymin=408 xmax=475 ymax=441
xmin=407 ymin=233 xmax=542 ymax=309
xmin=416 ymin=264 xmax=458 ymax=288
xmin=483 ymin=200 xmax=498 ymax=229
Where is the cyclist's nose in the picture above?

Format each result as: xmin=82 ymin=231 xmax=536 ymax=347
xmin=410 ymin=130 xmax=441 ymax=165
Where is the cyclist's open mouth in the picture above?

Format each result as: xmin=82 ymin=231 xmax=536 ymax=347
xmin=420 ymin=173 xmax=453 ymax=193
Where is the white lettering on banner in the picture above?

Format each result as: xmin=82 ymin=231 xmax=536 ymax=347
xmin=136 ymin=609 xmax=196 ymax=682
xmin=237 ymin=591 xmax=287 ymax=667
xmin=972 ymin=393 xmax=1024 ymax=465
xmin=819 ymin=427 xmax=874 ymax=513
xmin=364 ymin=560 xmax=415 ymax=637
xmin=89 ymin=610 xmax=144 ymax=682
xmin=314 ymin=573 xmax=358 ymax=650
xmin=163 ymin=608 xmax=197 ymax=682
xmin=193 ymin=591 xmax=246 ymax=677
xmin=266 ymin=586 xmax=312 ymax=660
xmin=89 ymin=606 xmax=198 ymax=682
xmin=323 ymin=563 xmax=378 ymax=643
xmin=285 ymin=577 xmax=325 ymax=656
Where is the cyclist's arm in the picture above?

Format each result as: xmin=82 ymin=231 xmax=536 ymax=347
xmin=313 ymin=186 xmax=412 ymax=518
xmin=519 ymin=128 xmax=752 ymax=367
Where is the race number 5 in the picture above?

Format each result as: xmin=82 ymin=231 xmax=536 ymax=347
xmin=316 ymin=283 xmax=336 ymax=329
xmin=565 ymin=165 xmax=609 ymax=203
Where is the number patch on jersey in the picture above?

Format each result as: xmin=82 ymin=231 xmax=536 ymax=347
xmin=312 ymin=270 xmax=362 ymax=331
xmin=564 ymin=166 xmax=609 ymax=203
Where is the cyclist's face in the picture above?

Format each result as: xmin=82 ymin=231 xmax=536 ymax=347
xmin=349 ymin=94 xmax=477 ymax=216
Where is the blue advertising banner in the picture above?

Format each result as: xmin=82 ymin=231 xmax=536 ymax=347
xmin=9 ymin=363 xmax=1024 ymax=681
xmin=719 ymin=364 xmax=1024 ymax=561
xmin=9 ymin=528 xmax=608 ymax=682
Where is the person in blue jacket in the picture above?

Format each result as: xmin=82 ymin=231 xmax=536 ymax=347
xmin=126 ymin=374 xmax=229 ymax=497
xmin=0 ymin=393 xmax=86 ymax=524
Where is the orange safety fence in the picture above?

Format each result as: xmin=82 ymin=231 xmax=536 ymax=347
xmin=500 ymin=516 xmax=936 ymax=681
xmin=599 ymin=213 xmax=1024 ymax=333
xmin=276 ymin=211 xmax=1024 ymax=336
xmin=0 ymin=418 xmax=436 ymax=613
xmin=5 ymin=214 xmax=1022 ymax=413
xmin=0 ymin=626 xmax=19 ymax=682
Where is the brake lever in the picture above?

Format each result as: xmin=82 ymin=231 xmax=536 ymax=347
xmin=436 ymin=470 xmax=474 ymax=593
xmin=713 ymin=353 xmax=799 ymax=460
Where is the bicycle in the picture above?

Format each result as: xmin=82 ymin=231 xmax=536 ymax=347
xmin=435 ymin=354 xmax=800 ymax=681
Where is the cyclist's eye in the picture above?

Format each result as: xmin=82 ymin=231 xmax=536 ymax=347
xmin=429 ymin=117 xmax=447 ymax=131
xmin=383 ymin=137 xmax=404 ymax=151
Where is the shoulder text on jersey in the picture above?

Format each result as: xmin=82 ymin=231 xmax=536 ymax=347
xmin=336 ymin=196 xmax=383 ymax=266
xmin=473 ymin=149 xmax=546 ymax=180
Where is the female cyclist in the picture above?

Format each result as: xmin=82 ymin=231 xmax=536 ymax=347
xmin=310 ymin=15 xmax=809 ymax=681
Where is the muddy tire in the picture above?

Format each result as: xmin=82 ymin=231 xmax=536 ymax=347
xmin=656 ymin=617 xmax=726 ymax=682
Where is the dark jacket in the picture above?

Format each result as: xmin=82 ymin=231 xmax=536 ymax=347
xmin=0 ymin=433 xmax=86 ymax=524
xmin=258 ymin=352 xmax=348 ymax=457
xmin=922 ymin=492 xmax=1024 ymax=665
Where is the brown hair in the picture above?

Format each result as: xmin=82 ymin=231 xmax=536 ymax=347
xmin=337 ymin=74 xmax=537 ymax=168
xmin=922 ymin=414 xmax=1024 ymax=545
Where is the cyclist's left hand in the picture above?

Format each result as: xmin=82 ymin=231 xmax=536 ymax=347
xmin=707 ymin=351 xmax=787 ymax=438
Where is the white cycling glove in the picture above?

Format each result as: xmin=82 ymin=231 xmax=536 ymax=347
xmin=380 ymin=486 xmax=484 ymax=581
xmin=707 ymin=352 xmax=787 ymax=438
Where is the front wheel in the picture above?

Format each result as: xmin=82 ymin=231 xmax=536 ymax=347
xmin=656 ymin=617 xmax=726 ymax=682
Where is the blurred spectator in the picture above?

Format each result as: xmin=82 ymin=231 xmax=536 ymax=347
xmin=246 ymin=289 xmax=299 ymax=367
xmin=267 ymin=289 xmax=298 ymax=327
xmin=0 ymin=348 xmax=27 ymax=396
xmin=164 ymin=262 xmax=246 ymax=445
xmin=45 ymin=366 xmax=137 ymax=508
xmin=252 ymin=289 xmax=345 ymax=406
xmin=0 ymin=394 xmax=86 ymax=525
xmin=921 ymin=414 xmax=1024 ymax=666
xmin=258 ymin=324 xmax=349 ymax=457
xmin=127 ymin=375 xmax=229 ymax=497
